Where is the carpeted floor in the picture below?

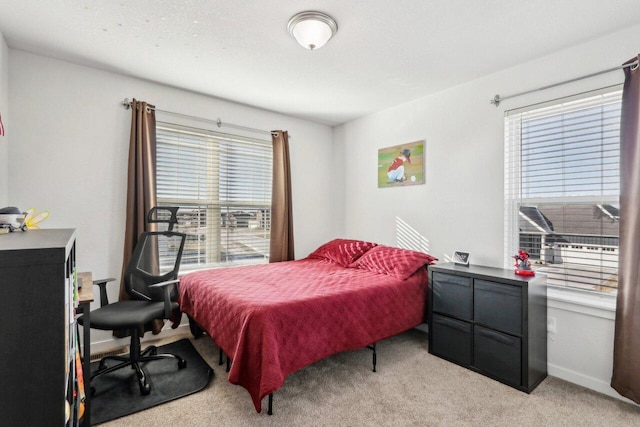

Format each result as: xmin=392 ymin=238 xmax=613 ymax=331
xmin=99 ymin=329 xmax=640 ymax=426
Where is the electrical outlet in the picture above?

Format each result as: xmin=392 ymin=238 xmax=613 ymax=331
xmin=547 ymin=316 xmax=557 ymax=334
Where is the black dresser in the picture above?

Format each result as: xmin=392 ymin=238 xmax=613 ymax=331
xmin=0 ymin=229 xmax=81 ymax=425
xmin=428 ymin=262 xmax=547 ymax=392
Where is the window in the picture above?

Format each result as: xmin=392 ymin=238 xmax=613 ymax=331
xmin=504 ymin=88 xmax=621 ymax=293
xmin=156 ymin=122 xmax=272 ymax=271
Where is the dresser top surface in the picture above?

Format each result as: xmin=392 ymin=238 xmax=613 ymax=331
xmin=0 ymin=228 xmax=76 ymax=252
xmin=429 ymin=262 xmax=545 ymax=285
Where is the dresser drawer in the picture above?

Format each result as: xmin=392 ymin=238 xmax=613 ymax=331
xmin=432 ymin=272 xmax=472 ymax=321
xmin=474 ymin=280 xmax=522 ymax=335
xmin=474 ymin=325 xmax=522 ymax=386
xmin=431 ymin=314 xmax=472 ymax=366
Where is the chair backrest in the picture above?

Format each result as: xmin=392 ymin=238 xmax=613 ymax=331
xmin=147 ymin=206 xmax=179 ymax=231
xmin=124 ymin=230 xmax=187 ymax=302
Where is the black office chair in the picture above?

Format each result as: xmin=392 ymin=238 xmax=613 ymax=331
xmin=78 ymin=207 xmax=187 ymax=395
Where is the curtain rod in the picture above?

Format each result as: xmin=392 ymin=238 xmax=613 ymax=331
xmin=490 ymin=59 xmax=639 ymax=107
xmin=121 ymin=98 xmax=275 ymax=137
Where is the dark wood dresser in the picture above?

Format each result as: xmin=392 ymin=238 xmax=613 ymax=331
xmin=427 ymin=262 xmax=547 ymax=392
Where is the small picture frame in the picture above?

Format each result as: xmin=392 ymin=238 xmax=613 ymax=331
xmin=452 ymin=251 xmax=470 ymax=266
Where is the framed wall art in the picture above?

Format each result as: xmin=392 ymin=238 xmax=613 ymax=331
xmin=378 ymin=140 xmax=424 ymax=188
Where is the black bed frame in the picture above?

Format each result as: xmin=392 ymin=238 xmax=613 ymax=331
xmin=188 ymin=316 xmax=377 ymax=415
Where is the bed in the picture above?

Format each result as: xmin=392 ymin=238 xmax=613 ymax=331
xmin=178 ymin=239 xmax=437 ymax=413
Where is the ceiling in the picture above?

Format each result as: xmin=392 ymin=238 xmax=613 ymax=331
xmin=1 ymin=1 xmax=639 ymax=126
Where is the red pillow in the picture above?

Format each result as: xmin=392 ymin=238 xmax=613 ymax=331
xmin=307 ymin=238 xmax=378 ymax=267
xmin=349 ymin=245 xmax=438 ymax=280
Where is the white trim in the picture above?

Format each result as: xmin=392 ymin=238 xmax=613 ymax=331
xmin=547 ymin=365 xmax=638 ymax=406
xmin=547 ymin=286 xmax=616 ymax=319
xmin=87 ymin=323 xmax=191 ymax=354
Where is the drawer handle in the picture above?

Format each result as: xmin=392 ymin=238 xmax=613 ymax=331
xmin=475 ymin=283 xmax=520 ymax=297
xmin=434 ymin=316 xmax=469 ymax=332
xmin=477 ymin=328 xmax=518 ymax=346
xmin=434 ymin=273 xmax=471 ymax=287
xmin=435 ymin=281 xmax=471 ymax=289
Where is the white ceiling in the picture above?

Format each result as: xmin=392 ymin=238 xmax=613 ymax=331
xmin=1 ymin=1 xmax=639 ymax=126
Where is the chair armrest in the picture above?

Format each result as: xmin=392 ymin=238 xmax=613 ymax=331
xmin=93 ymin=278 xmax=116 ymax=307
xmin=149 ymin=279 xmax=180 ymax=318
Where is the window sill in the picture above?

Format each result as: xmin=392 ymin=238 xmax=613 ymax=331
xmin=547 ymin=285 xmax=617 ymax=319
xmin=178 ymin=258 xmax=268 ymax=276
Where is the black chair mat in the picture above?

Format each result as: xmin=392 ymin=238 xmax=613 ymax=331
xmin=89 ymin=338 xmax=213 ymax=425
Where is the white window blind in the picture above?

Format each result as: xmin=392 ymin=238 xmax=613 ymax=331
xmin=504 ymin=88 xmax=621 ymax=293
xmin=156 ymin=122 xmax=272 ymax=270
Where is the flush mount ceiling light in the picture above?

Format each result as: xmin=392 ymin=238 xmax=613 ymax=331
xmin=287 ymin=11 xmax=338 ymax=50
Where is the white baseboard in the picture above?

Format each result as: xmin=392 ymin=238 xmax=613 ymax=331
xmin=89 ymin=323 xmax=191 ymax=354
xmin=548 ymin=363 xmax=638 ymax=406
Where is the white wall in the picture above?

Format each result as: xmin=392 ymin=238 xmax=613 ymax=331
xmin=0 ymin=32 xmax=8 ymax=206
xmin=334 ymin=24 xmax=640 ymax=404
xmin=8 ymin=50 xmax=336 ymax=347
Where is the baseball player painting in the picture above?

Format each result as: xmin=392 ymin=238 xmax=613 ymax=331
xmin=387 ymin=148 xmax=411 ymax=182
xmin=377 ymin=140 xmax=424 ymax=188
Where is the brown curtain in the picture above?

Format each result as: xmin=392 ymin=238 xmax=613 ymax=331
xmin=612 ymin=55 xmax=640 ymax=403
xmin=117 ymin=98 xmax=163 ymax=335
xmin=269 ymin=130 xmax=295 ymax=262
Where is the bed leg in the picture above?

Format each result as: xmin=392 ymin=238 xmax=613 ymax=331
xmin=367 ymin=342 xmax=377 ymax=372
xmin=268 ymin=393 xmax=273 ymax=415
xmin=188 ymin=316 xmax=204 ymax=339
xmin=219 ymin=348 xmax=223 ymax=366
xmin=226 ymin=356 xmax=231 ymax=373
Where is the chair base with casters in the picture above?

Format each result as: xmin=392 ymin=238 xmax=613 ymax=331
xmin=77 ymin=279 xmax=188 ymax=395
xmin=82 ymin=324 xmax=187 ymax=395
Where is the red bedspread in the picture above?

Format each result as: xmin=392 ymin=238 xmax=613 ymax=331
xmin=179 ymin=258 xmax=428 ymax=412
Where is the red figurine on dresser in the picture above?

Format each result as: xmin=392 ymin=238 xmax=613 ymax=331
xmin=514 ymin=250 xmax=535 ymax=276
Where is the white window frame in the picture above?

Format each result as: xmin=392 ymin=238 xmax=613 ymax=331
xmin=156 ymin=121 xmax=272 ymax=271
xmin=504 ymin=87 xmax=622 ymax=296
